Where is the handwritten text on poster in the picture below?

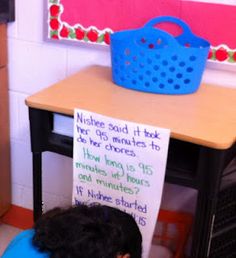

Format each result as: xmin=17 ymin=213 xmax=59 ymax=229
xmin=73 ymin=108 xmax=170 ymax=258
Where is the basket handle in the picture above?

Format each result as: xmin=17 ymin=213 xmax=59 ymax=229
xmin=144 ymin=16 xmax=193 ymax=37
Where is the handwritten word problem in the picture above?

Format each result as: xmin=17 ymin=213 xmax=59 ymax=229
xmin=74 ymin=187 xmax=147 ymax=227
xmin=74 ymin=109 xmax=169 ymax=196
xmin=73 ymin=109 xmax=170 ymax=258
xmin=76 ymin=148 xmax=152 ymax=194
xmin=76 ymin=112 xmax=162 ymax=157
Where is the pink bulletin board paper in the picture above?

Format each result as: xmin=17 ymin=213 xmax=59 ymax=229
xmin=60 ymin=0 xmax=181 ymax=31
xmin=181 ymin=1 xmax=236 ymax=63
xmin=47 ymin=0 xmax=236 ymax=64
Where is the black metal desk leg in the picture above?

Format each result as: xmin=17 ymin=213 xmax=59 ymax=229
xmin=33 ymin=152 xmax=43 ymax=221
xmin=191 ymin=148 xmax=226 ymax=258
xmin=191 ymin=193 xmax=217 ymax=258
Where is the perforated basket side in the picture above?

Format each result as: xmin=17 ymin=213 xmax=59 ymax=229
xmin=111 ymin=45 xmax=208 ymax=94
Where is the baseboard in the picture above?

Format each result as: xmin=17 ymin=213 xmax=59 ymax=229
xmin=0 ymin=204 xmax=33 ymax=230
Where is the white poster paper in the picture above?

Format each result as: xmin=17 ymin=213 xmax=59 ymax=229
xmin=73 ymin=108 xmax=170 ymax=258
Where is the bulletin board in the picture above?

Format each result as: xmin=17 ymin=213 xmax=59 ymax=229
xmin=47 ymin=0 xmax=236 ymax=64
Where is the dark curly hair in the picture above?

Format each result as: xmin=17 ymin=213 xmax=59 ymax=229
xmin=32 ymin=204 xmax=142 ymax=258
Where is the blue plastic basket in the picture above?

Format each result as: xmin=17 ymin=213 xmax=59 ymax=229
xmin=110 ymin=16 xmax=210 ymax=95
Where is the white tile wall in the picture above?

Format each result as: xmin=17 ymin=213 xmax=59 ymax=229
xmin=7 ymin=0 xmax=235 ymax=213
xmin=11 ymin=183 xmax=24 ymax=207
xmin=10 ymin=141 xmax=32 ymax=187
xmin=67 ymin=44 xmax=111 ymax=76
xmin=16 ymin=0 xmax=45 ymax=43
xmin=7 ymin=0 xmax=111 ymax=211
xmin=9 ymin=92 xmax=30 ymax=143
xmin=8 ymin=39 xmax=68 ymax=94
xmin=42 ymin=152 xmax=73 ymax=198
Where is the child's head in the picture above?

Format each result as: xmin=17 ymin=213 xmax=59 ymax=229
xmin=33 ymin=204 xmax=142 ymax=258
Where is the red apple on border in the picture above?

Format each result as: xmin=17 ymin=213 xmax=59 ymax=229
xmin=51 ymin=34 xmax=59 ymax=40
xmin=104 ymin=32 xmax=111 ymax=45
xmin=50 ymin=18 xmax=60 ymax=30
xmin=60 ymin=25 xmax=70 ymax=38
xmin=215 ymin=47 xmax=228 ymax=62
xmin=233 ymin=52 xmax=236 ymax=62
xmin=50 ymin=4 xmax=60 ymax=17
xmin=208 ymin=48 xmax=213 ymax=59
xmin=87 ymin=29 xmax=98 ymax=42
xmin=75 ymin=27 xmax=85 ymax=40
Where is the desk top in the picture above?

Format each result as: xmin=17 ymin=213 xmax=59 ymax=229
xmin=26 ymin=66 xmax=236 ymax=150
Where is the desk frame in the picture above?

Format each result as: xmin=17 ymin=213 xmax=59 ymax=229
xmin=29 ymin=107 xmax=236 ymax=258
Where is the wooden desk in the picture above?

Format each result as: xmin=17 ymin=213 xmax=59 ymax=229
xmin=26 ymin=66 xmax=236 ymax=258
